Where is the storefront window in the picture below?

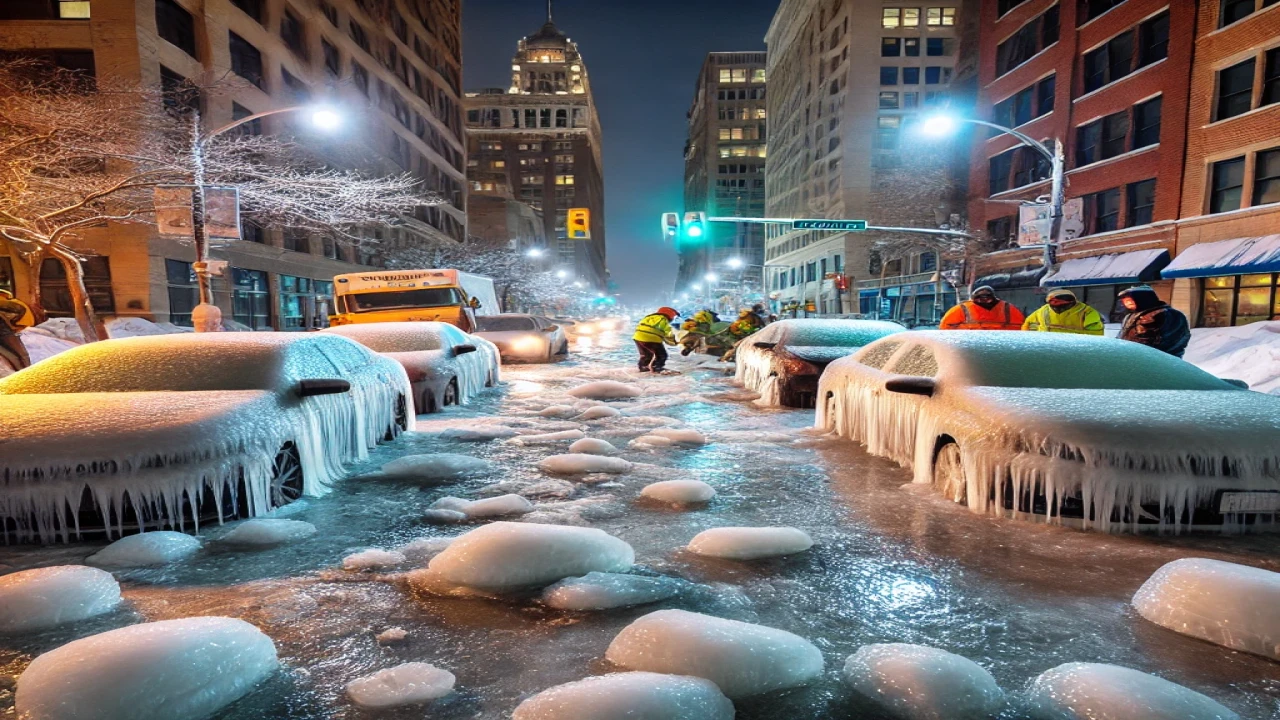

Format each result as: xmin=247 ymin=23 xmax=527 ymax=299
xmin=1199 ymin=274 xmax=1280 ymax=327
xmin=232 ymin=268 xmax=271 ymax=329
xmin=279 ymin=275 xmax=311 ymax=330
xmin=0 ymin=256 xmax=14 ymax=295
xmin=39 ymin=257 xmax=114 ymax=317
xmin=165 ymin=259 xmax=198 ymax=326
xmin=1236 ymin=273 xmax=1274 ymax=324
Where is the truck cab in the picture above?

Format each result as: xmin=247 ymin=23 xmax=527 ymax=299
xmin=329 ymin=269 xmax=493 ymax=332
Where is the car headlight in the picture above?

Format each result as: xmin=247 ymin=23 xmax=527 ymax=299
xmin=512 ymin=335 xmax=544 ymax=353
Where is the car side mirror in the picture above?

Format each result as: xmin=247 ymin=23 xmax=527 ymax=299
xmin=753 ymin=341 xmax=777 ymax=350
xmin=297 ymin=378 xmax=351 ymax=397
xmin=453 ymin=344 xmax=478 ymax=356
xmin=544 ymin=325 xmax=559 ymax=332
xmin=1223 ymin=378 xmax=1250 ymax=390
xmin=884 ymin=375 xmax=936 ymax=397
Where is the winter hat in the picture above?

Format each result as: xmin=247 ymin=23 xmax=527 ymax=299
xmin=1118 ymin=285 xmax=1161 ymax=311
xmin=970 ymin=285 xmax=997 ymax=297
xmin=1046 ymin=289 xmax=1077 ymax=302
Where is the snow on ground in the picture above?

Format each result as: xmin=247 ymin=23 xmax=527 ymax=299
xmin=511 ymin=672 xmax=734 ymax=720
xmin=605 ymin=609 xmax=824 ymax=699
xmin=843 ymin=643 xmax=1005 ymax=720
xmin=1132 ymin=558 xmax=1280 ymax=660
xmin=394 ymin=536 xmax=456 ymax=562
xmin=381 ymin=453 xmax=493 ymax=480
xmin=686 ymin=527 xmax=814 ymax=560
xmin=568 ymin=438 xmax=618 ymax=455
xmin=567 ymin=380 xmax=641 ymax=399
xmin=421 ymin=509 xmax=467 ymax=524
xmin=1024 ymin=663 xmax=1240 ymax=720
xmin=640 ymin=480 xmax=715 ymax=506
xmin=375 ymin=627 xmax=408 ymax=644
xmin=456 ymin=493 xmax=535 ymax=518
xmin=510 ymin=429 xmax=586 ymax=445
xmin=539 ymin=454 xmax=633 ymax=476
xmin=540 ymin=572 xmax=686 ymax=610
xmin=15 ymin=617 xmax=278 ymax=720
xmin=342 ymin=548 xmax=408 ymax=571
xmin=86 ymin=531 xmax=202 ymax=568
xmin=438 ymin=426 xmax=521 ymax=441
xmin=344 ymin=662 xmax=455 ymax=709
xmin=219 ymin=519 xmax=317 ymax=547
xmin=1184 ymin=321 xmax=1280 ymax=394
xmin=575 ymin=406 xmax=621 ymax=420
xmin=0 ymin=565 xmax=121 ymax=633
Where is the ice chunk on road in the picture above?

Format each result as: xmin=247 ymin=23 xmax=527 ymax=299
xmin=345 ymin=662 xmax=455 ymax=709
xmin=461 ymin=494 xmax=535 ymax=518
xmin=843 ymin=643 xmax=1005 ymax=720
xmin=86 ymin=531 xmax=201 ymax=568
xmin=1132 ymin=557 xmax=1280 ymax=660
xmin=376 ymin=627 xmax=408 ymax=644
xmin=641 ymin=480 xmax=715 ymax=506
xmin=541 ymin=572 xmax=685 ymax=610
xmin=539 ymin=405 xmax=577 ymax=418
xmin=569 ymin=438 xmax=619 ymax=455
xmin=422 ymin=509 xmax=467 ymax=524
xmin=15 ymin=616 xmax=278 ymax=720
xmin=395 ymin=536 xmax=455 ymax=562
xmin=687 ymin=527 xmax=813 ymax=560
xmin=512 ymin=671 xmax=734 ymax=720
xmin=511 ymin=429 xmax=587 ymax=445
xmin=342 ymin=548 xmax=407 ymax=571
xmin=519 ymin=480 xmax=578 ymax=499
xmin=540 ymin=454 xmax=633 ymax=476
xmin=575 ymin=406 xmax=622 ymax=420
xmin=382 ymin=453 xmax=492 ymax=481
xmin=220 ymin=519 xmax=317 ymax=547
xmin=425 ymin=521 xmax=634 ymax=591
xmin=1025 ymin=663 xmax=1239 ymax=720
xmin=647 ymin=428 xmax=708 ymax=446
xmin=568 ymin=381 xmax=641 ymax=399
xmin=430 ymin=496 xmax=471 ymax=512
xmin=606 ymin=609 xmax=824 ymax=699
xmin=0 ymin=566 xmax=121 ymax=633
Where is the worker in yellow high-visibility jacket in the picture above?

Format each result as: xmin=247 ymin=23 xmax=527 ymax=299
xmin=632 ymin=307 xmax=679 ymax=373
xmin=1023 ymin=288 xmax=1105 ymax=335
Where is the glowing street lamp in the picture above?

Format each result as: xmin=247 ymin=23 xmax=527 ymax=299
xmin=691 ymin=283 xmax=703 ymax=292
xmin=725 ymin=257 xmax=744 ymax=269
xmin=556 ymin=269 xmax=569 ymax=279
xmin=704 ymin=272 xmax=719 ymax=284
xmin=526 ymin=247 xmax=545 ymax=258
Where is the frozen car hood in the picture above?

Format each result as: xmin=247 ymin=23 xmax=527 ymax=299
xmin=785 ymin=346 xmax=860 ymax=365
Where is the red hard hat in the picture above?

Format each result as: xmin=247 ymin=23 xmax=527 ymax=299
xmin=657 ymin=306 xmax=679 ymax=319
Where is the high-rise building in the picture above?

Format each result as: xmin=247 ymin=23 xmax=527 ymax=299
xmin=463 ymin=6 xmax=607 ymax=290
xmin=764 ymin=0 xmax=963 ymax=320
xmin=678 ymin=52 xmax=768 ymax=301
xmin=0 ymin=0 xmax=467 ymax=330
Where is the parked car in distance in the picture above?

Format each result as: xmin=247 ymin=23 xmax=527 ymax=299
xmin=0 ymin=333 xmax=413 ymax=543
xmin=324 ymin=321 xmax=500 ymax=413
xmin=474 ymin=314 xmax=568 ymax=363
xmin=817 ymin=331 xmax=1279 ymax=533
xmin=736 ymin=319 xmax=905 ymax=407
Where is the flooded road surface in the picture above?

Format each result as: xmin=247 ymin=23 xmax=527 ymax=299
xmin=3 ymin=339 xmax=1279 ymax=719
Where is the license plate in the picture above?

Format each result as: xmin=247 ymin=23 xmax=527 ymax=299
xmin=1219 ymin=492 xmax=1280 ymax=513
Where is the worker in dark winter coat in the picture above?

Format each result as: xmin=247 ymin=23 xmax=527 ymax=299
xmin=1117 ymin=285 xmax=1191 ymax=358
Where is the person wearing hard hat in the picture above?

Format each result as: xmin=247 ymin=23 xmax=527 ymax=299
xmin=633 ymin=306 xmax=679 ymax=373
xmin=940 ymin=286 xmax=1025 ymax=330
xmin=0 ymin=289 xmax=33 ymax=371
xmin=1023 ymin=289 xmax=1105 ymax=335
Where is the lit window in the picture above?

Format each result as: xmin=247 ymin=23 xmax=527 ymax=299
xmin=926 ymin=7 xmax=956 ymax=25
xmin=492 ymin=160 xmax=505 ymax=168
xmin=903 ymin=7 xmax=920 ymax=26
xmin=719 ymin=128 xmax=731 ymax=140
xmin=732 ymin=68 xmax=748 ymax=82
xmin=556 ymin=174 xmax=574 ymax=185
xmin=882 ymin=8 xmax=901 ymax=28
xmin=59 ymin=0 xmax=91 ymax=18
xmin=754 ymin=108 xmax=767 ymax=119
xmin=752 ymin=68 xmax=766 ymax=82
xmin=719 ymin=68 xmax=732 ymax=83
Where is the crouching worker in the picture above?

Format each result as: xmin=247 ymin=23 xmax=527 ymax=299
xmin=633 ymin=307 xmax=679 ymax=373
xmin=679 ymin=308 xmax=719 ymax=356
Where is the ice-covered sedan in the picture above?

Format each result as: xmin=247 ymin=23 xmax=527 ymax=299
xmin=0 ymin=333 xmax=413 ymax=543
xmin=736 ymin=319 xmax=905 ymax=407
xmin=474 ymin=314 xmax=568 ymax=363
xmin=324 ymin=322 xmax=500 ymax=413
xmin=816 ymin=331 xmax=1280 ymax=533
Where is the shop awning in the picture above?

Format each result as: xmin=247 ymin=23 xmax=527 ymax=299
xmin=973 ymin=266 xmax=1045 ymax=289
xmin=1041 ymin=249 xmax=1170 ymax=287
xmin=1162 ymin=235 xmax=1280 ymax=279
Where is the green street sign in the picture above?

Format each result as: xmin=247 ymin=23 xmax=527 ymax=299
xmin=792 ymin=219 xmax=868 ymax=231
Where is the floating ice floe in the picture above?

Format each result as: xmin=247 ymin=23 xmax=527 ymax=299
xmin=540 ymin=572 xmax=686 ymax=610
xmin=342 ymin=548 xmax=407 ymax=571
xmin=376 ymin=627 xmax=408 ymax=644
xmin=0 ymin=565 xmax=121 ymax=633
xmin=86 ymin=531 xmax=201 ymax=568
xmin=219 ymin=519 xmax=317 ymax=547
xmin=511 ymin=429 xmax=587 ymax=445
xmin=1132 ymin=557 xmax=1280 ymax=660
xmin=569 ymin=438 xmax=619 ymax=455
xmin=568 ymin=381 xmax=641 ymax=400
xmin=640 ymin=480 xmax=715 ymax=506
xmin=539 ymin=454 xmax=634 ymax=476
xmin=1025 ymin=663 xmax=1239 ymax=720
xmin=605 ymin=609 xmax=824 ymax=699
xmin=843 ymin=643 xmax=1005 ymax=720
xmin=686 ymin=527 xmax=813 ymax=560
xmin=512 ymin=671 xmax=734 ymax=720
xmin=420 ymin=521 xmax=634 ymax=592
xmin=382 ymin=453 xmax=493 ymax=481
xmin=345 ymin=662 xmax=456 ymax=709
xmin=575 ymin=406 xmax=622 ymax=421
xmin=15 ymin=616 xmax=278 ymax=720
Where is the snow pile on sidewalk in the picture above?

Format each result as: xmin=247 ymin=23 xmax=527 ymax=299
xmin=512 ymin=672 xmax=734 ymax=720
xmin=540 ymin=572 xmax=685 ymax=610
xmin=0 ymin=565 xmax=121 ymax=632
xmin=15 ymin=617 xmax=278 ymax=720
xmin=843 ymin=644 xmax=1004 ymax=720
xmin=1025 ymin=663 xmax=1238 ymax=720
xmin=87 ymin=531 xmax=202 ymax=568
xmin=345 ymin=662 xmax=455 ymax=709
xmin=687 ymin=527 xmax=813 ymax=560
xmin=1184 ymin=321 xmax=1280 ymax=394
xmin=1132 ymin=557 xmax=1280 ymax=660
xmin=605 ymin=609 xmax=824 ymax=699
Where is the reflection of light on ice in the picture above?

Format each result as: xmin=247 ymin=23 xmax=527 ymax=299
xmin=869 ymin=574 xmax=936 ymax=610
xmin=576 ymin=336 xmax=594 ymax=350
xmin=508 ymin=380 xmax=545 ymax=395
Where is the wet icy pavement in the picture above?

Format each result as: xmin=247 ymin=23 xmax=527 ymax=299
xmin=3 ymin=340 xmax=1280 ymax=719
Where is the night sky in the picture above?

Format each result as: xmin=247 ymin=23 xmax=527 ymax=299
xmin=461 ymin=0 xmax=780 ymax=308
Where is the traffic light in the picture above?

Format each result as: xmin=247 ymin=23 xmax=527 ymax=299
xmin=661 ymin=212 xmax=679 ymax=241
xmin=567 ymin=208 xmax=590 ymax=240
xmin=682 ymin=211 xmax=707 ymax=241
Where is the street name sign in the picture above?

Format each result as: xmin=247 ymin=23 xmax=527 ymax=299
xmin=792 ymin=219 xmax=868 ymax=231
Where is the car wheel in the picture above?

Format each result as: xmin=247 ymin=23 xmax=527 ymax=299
xmin=269 ymin=443 xmax=304 ymax=509
xmin=386 ymin=393 xmax=409 ymax=439
xmin=485 ymin=370 xmax=496 ymax=388
xmin=933 ymin=441 xmax=967 ymax=504
xmin=443 ymin=378 xmax=460 ymax=406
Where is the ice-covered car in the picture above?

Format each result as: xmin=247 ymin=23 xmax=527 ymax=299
xmin=816 ymin=331 xmax=1280 ymax=533
xmin=474 ymin=314 xmax=568 ymax=363
xmin=0 ymin=333 xmax=413 ymax=542
xmin=736 ymin=319 xmax=905 ymax=407
xmin=324 ymin=321 xmax=500 ymax=413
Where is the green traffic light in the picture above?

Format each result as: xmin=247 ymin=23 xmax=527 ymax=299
xmin=686 ymin=225 xmax=703 ymax=238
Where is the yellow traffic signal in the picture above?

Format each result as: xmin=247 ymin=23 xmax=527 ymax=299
xmin=567 ymin=208 xmax=591 ymax=240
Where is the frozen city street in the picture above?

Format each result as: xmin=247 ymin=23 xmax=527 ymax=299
xmin=3 ymin=338 xmax=1280 ymax=719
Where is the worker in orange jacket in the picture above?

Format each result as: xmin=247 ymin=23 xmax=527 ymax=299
xmin=940 ymin=285 xmax=1026 ymax=330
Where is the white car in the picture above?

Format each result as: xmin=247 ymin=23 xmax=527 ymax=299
xmin=0 ymin=333 xmax=413 ymax=543
xmin=474 ymin=314 xmax=568 ymax=363
xmin=325 ymin=322 xmax=500 ymax=413
xmin=817 ymin=331 xmax=1280 ymax=533
xmin=735 ymin=319 xmax=904 ymax=407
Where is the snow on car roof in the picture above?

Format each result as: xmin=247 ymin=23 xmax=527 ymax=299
xmin=325 ymin=322 xmax=467 ymax=353
xmin=755 ymin=319 xmax=905 ymax=348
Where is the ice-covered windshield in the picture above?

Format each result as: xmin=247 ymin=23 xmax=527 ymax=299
xmin=349 ymin=288 xmax=462 ymax=312
xmin=477 ymin=316 xmax=537 ymax=332
xmin=783 ymin=319 xmax=904 ymax=347
xmin=328 ymin=326 xmax=445 ymax=353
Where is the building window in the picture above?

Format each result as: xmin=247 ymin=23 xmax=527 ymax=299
xmin=57 ymin=1 xmax=91 ymax=18
xmin=231 ymin=102 xmax=262 ymax=136
xmin=242 ymin=218 xmax=264 ymax=242
xmin=987 ymin=216 xmax=1016 ymax=245
xmin=1264 ymin=49 xmax=1280 ymax=107
xmin=40 ymin=257 xmax=114 ymax=317
xmin=1081 ymin=0 xmax=1126 ymax=24
xmin=878 ymin=91 xmax=899 ymax=109
xmin=322 ymin=38 xmax=340 ymax=76
xmin=926 ymin=7 xmax=955 ymax=25
xmin=880 ymin=67 xmax=899 ymax=85
xmin=1216 ymin=59 xmax=1255 ymax=120
xmin=905 ymin=38 xmax=920 ymax=56
xmin=883 ymin=7 xmax=902 ymax=27
xmin=1011 ymin=146 xmax=1050 ymax=187
xmin=279 ymin=275 xmax=311 ymax=330
xmin=877 ymin=116 xmax=902 ymax=150
xmin=1083 ymin=30 xmax=1134 ymax=93
xmin=1075 ymin=109 xmax=1129 ymax=166
xmin=903 ymin=67 xmax=920 ymax=84
xmin=232 ymin=268 xmax=270 ymax=329
xmin=998 ymin=0 xmax=1029 ymax=14
xmin=989 ymin=149 xmax=1015 ymax=194
xmin=1200 ymin=274 xmax=1280 ymax=327
xmin=318 ymin=0 xmax=337 ymax=25
xmin=1085 ymin=187 xmax=1121 ymax=233
xmin=352 ymin=63 xmax=369 ymax=96
xmin=926 ymin=38 xmax=953 ymax=56
xmin=160 ymin=65 xmax=199 ymax=115
xmin=280 ymin=7 xmax=307 ymax=60
xmin=1209 ymin=156 xmax=1245 ymax=213
xmin=903 ymin=91 xmax=919 ymax=108
xmin=1138 ymin=12 xmax=1169 ymax=68
xmin=281 ymin=69 xmax=309 ymax=101
xmin=992 ymin=79 xmax=1053 ymax=129
xmin=155 ymin=0 xmax=196 ymax=57
xmin=229 ymin=32 xmax=264 ymax=89
xmin=882 ymin=38 xmax=901 ymax=57
xmin=230 ymin=0 xmax=263 ymax=23
xmin=903 ymin=8 xmax=921 ymax=26
xmin=1253 ymin=148 xmax=1280 ymax=206
xmin=1220 ymin=0 xmax=1268 ymax=27
xmin=283 ymin=229 xmax=310 ymax=253
xmin=995 ymin=6 xmax=1059 ymax=77
xmin=555 ymin=174 xmax=574 ymax=185
xmin=165 ymin=259 xmax=198 ymax=327
xmin=1126 ymin=178 xmax=1156 ymax=226
xmin=1037 ymin=75 xmax=1056 ymax=115
xmin=1132 ymin=95 xmax=1161 ymax=149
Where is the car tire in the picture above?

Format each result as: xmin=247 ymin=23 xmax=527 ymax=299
xmin=933 ymin=440 xmax=967 ymax=504
xmin=485 ymin=370 xmax=496 ymax=388
xmin=443 ymin=379 xmax=459 ymax=407
xmin=269 ymin=443 xmax=305 ymax=509
xmin=386 ymin=393 xmax=409 ymax=439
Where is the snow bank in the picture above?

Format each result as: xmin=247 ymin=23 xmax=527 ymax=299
xmin=606 ymin=609 xmax=824 ymax=699
xmin=423 ymin=522 xmax=634 ymax=592
xmin=570 ymin=438 xmax=619 ymax=455
xmin=1132 ymin=558 xmax=1280 ymax=660
xmin=86 ymin=531 xmax=201 ymax=568
xmin=342 ymin=548 xmax=407 ymax=571
xmin=568 ymin=381 xmax=641 ymax=399
xmin=540 ymin=572 xmax=685 ymax=610
xmin=1025 ymin=663 xmax=1238 ymax=720
xmin=345 ymin=662 xmax=455 ymax=709
xmin=640 ymin=480 xmax=716 ymax=505
xmin=540 ymin=454 xmax=633 ymax=476
xmin=459 ymin=494 xmax=535 ymax=518
xmin=220 ymin=519 xmax=316 ymax=547
xmin=575 ymin=406 xmax=622 ymax=420
xmin=512 ymin=672 xmax=734 ymax=720
xmin=511 ymin=429 xmax=586 ymax=445
xmin=15 ymin=617 xmax=278 ymax=720
xmin=686 ymin=527 xmax=813 ymax=560
xmin=382 ymin=453 xmax=492 ymax=481
xmin=0 ymin=566 xmax=121 ymax=633
xmin=843 ymin=644 xmax=1004 ymax=720
xmin=1184 ymin=321 xmax=1280 ymax=394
